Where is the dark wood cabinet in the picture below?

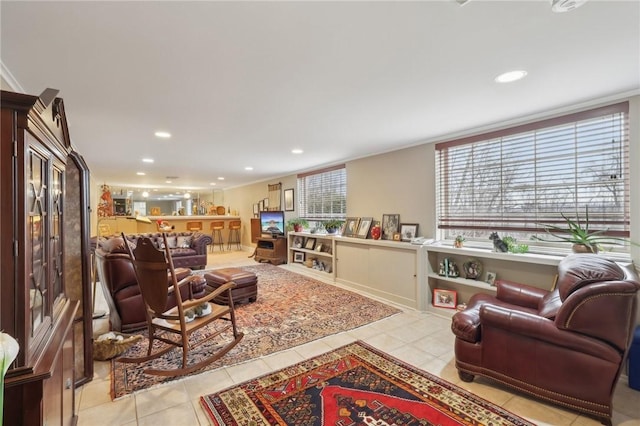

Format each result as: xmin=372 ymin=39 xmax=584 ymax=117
xmin=250 ymin=218 xmax=261 ymax=243
xmin=1 ymin=89 xmax=92 ymax=425
xmin=255 ymin=237 xmax=287 ymax=265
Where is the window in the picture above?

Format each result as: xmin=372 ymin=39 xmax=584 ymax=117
xmin=297 ymin=164 xmax=346 ymax=220
xmin=435 ymin=102 xmax=630 ymax=250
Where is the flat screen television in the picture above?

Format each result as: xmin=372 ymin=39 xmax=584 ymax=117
xmin=260 ymin=210 xmax=285 ymax=237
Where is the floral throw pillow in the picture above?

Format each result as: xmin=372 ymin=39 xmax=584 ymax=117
xmin=177 ymin=235 xmax=192 ymax=248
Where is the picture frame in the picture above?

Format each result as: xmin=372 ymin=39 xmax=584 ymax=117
xmin=356 ymin=217 xmax=373 ymax=239
xmin=433 ymin=289 xmax=458 ymax=309
xmin=293 ymin=252 xmax=305 ymax=263
xmin=284 ymin=188 xmax=294 ymax=211
xmin=381 ymin=214 xmax=400 ymax=240
xmin=292 ymin=236 xmax=304 ymax=248
xmin=315 ymin=243 xmax=323 ymax=252
xmin=399 ymin=223 xmax=419 ymax=241
xmin=343 ymin=217 xmax=361 ymax=237
xmin=253 ymin=203 xmax=259 ymax=215
xmin=486 ymin=271 xmax=497 ymax=286
xmin=393 ymin=232 xmax=402 ymax=241
xmin=304 ymin=237 xmax=316 ymax=250
xmin=258 ymin=200 xmax=264 ymax=211
xmin=263 ymin=198 xmax=269 ymax=208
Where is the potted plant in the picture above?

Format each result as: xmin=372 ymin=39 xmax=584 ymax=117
xmin=454 ymin=235 xmax=465 ymax=248
xmin=323 ymin=219 xmax=344 ymax=234
xmin=533 ymin=207 xmax=625 ymax=253
xmin=286 ymin=218 xmax=309 ymax=232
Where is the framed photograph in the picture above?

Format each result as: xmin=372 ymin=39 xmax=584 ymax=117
xmin=263 ymin=198 xmax=269 ymax=208
xmin=304 ymin=237 xmax=316 ymax=250
xmin=399 ymin=223 xmax=419 ymax=241
xmin=294 ymin=252 xmax=305 ymax=263
xmin=292 ymin=236 xmax=304 ymax=248
xmin=381 ymin=214 xmax=400 ymax=240
xmin=343 ymin=217 xmax=361 ymax=237
xmin=253 ymin=203 xmax=259 ymax=215
xmin=433 ymin=289 xmax=458 ymax=309
xmin=356 ymin=217 xmax=373 ymax=238
xmin=284 ymin=188 xmax=294 ymax=211
xmin=258 ymin=200 xmax=264 ymax=211
xmin=486 ymin=271 xmax=497 ymax=286
xmin=315 ymin=243 xmax=323 ymax=252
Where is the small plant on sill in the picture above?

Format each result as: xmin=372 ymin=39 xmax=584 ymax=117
xmin=502 ymin=236 xmax=529 ymax=254
xmin=453 ymin=235 xmax=465 ymax=248
xmin=323 ymin=219 xmax=344 ymax=234
xmin=286 ymin=218 xmax=309 ymax=232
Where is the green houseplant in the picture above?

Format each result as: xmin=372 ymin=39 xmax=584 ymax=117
xmin=533 ymin=207 xmax=625 ymax=253
xmin=286 ymin=218 xmax=309 ymax=232
xmin=323 ymin=219 xmax=344 ymax=234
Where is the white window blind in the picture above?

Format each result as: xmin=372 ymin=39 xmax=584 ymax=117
xmin=297 ymin=164 xmax=346 ymax=220
xmin=435 ymin=102 xmax=630 ymax=246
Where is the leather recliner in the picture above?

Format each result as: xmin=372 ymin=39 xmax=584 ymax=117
xmin=451 ymin=254 xmax=640 ymax=425
xmin=95 ymin=237 xmax=206 ymax=332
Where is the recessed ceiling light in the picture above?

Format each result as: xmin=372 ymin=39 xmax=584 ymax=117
xmin=210 ymin=182 xmax=217 ymax=186
xmin=218 ymin=177 xmax=225 ymax=181
xmin=551 ymin=0 xmax=588 ymax=13
xmin=154 ymin=131 xmax=171 ymax=138
xmin=136 ymin=172 xmax=145 ymax=176
xmin=165 ymin=180 xmax=172 ymax=184
xmin=142 ymin=191 xmax=149 ymax=198
xmin=495 ymin=70 xmax=528 ymax=83
xmin=291 ymin=149 xmax=304 ymax=154
xmin=245 ymin=166 xmax=254 ymax=171
xmin=142 ymin=158 xmax=154 ymax=163
xmin=184 ymin=192 xmax=191 ymax=199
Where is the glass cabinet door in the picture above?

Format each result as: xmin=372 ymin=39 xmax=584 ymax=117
xmin=27 ymin=148 xmax=49 ymax=340
xmin=51 ymin=165 xmax=65 ymax=307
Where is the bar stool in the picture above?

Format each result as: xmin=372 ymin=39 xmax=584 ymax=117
xmin=186 ymin=221 xmax=203 ymax=232
xmin=227 ymin=220 xmax=241 ymax=250
xmin=209 ymin=221 xmax=225 ymax=252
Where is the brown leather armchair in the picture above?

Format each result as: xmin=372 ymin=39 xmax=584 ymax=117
xmin=95 ymin=237 xmax=206 ymax=332
xmin=451 ymin=254 xmax=640 ymax=425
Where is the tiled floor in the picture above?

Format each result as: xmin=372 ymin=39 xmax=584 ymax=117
xmin=79 ymin=248 xmax=640 ymax=426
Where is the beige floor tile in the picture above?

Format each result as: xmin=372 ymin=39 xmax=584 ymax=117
xmin=78 ymin=377 xmax=113 ymax=410
xmin=225 ymin=357 xmax=272 ymax=384
xmin=77 ymin=395 xmax=136 ymax=426
xmin=182 ymin=368 xmax=234 ymax=400
xmin=136 ymin=401 xmax=200 ymax=426
xmin=413 ymin=333 xmax=455 ymax=357
xmin=362 ymin=332 xmax=406 ymax=353
xmin=134 ymin=381 xmax=190 ymax=419
xmin=292 ymin=337 xmax=334 ymax=359
xmin=387 ymin=343 xmax=436 ymax=367
xmin=502 ymin=394 xmax=578 ymax=426
xmin=261 ymin=348 xmax=306 ymax=371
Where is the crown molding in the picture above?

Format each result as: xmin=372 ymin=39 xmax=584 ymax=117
xmin=0 ymin=61 xmax=25 ymax=93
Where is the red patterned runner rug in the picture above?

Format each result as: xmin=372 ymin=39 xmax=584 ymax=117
xmin=200 ymin=341 xmax=536 ymax=426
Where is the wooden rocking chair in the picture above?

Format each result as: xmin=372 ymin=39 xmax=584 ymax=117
xmin=118 ymin=233 xmax=243 ymax=376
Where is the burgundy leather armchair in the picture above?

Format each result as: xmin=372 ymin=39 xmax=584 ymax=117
xmin=451 ymin=254 xmax=640 ymax=425
xmin=95 ymin=237 xmax=206 ymax=332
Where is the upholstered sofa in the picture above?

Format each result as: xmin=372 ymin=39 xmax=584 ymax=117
xmin=451 ymin=254 xmax=640 ymax=425
xmin=95 ymin=235 xmax=208 ymax=332
xmin=114 ymin=231 xmax=212 ymax=270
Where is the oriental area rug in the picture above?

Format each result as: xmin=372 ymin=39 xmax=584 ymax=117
xmin=200 ymin=341 xmax=536 ymax=426
xmin=111 ymin=264 xmax=401 ymax=399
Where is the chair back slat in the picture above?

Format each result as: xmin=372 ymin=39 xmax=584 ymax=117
xmin=123 ymin=233 xmax=176 ymax=315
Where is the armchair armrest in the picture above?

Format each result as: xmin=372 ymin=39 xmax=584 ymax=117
xmin=480 ymin=304 xmax=620 ymax=362
xmin=496 ymin=279 xmax=549 ymax=309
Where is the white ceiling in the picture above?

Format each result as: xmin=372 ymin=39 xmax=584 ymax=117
xmin=1 ymin=1 xmax=639 ymax=195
